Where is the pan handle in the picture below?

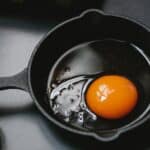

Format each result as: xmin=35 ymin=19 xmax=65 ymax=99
xmin=0 ymin=68 xmax=29 ymax=92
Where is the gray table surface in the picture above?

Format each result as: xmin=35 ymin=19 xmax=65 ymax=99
xmin=0 ymin=0 xmax=150 ymax=150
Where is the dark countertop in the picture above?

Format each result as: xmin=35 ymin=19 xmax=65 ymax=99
xmin=0 ymin=0 xmax=150 ymax=149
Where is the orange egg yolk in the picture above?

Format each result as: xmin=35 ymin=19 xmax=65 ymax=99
xmin=86 ymin=75 xmax=138 ymax=119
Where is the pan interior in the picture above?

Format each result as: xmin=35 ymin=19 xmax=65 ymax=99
xmin=47 ymin=39 xmax=150 ymax=131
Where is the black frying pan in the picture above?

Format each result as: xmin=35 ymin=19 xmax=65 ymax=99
xmin=0 ymin=9 xmax=150 ymax=142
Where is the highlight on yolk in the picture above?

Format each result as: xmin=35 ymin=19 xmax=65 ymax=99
xmin=85 ymin=75 xmax=138 ymax=119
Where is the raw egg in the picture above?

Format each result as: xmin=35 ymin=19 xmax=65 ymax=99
xmin=86 ymin=75 xmax=138 ymax=119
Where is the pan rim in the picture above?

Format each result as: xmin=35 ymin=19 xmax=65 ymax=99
xmin=27 ymin=8 xmax=150 ymax=141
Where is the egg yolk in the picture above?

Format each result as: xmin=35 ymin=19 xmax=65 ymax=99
xmin=86 ymin=75 xmax=138 ymax=119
